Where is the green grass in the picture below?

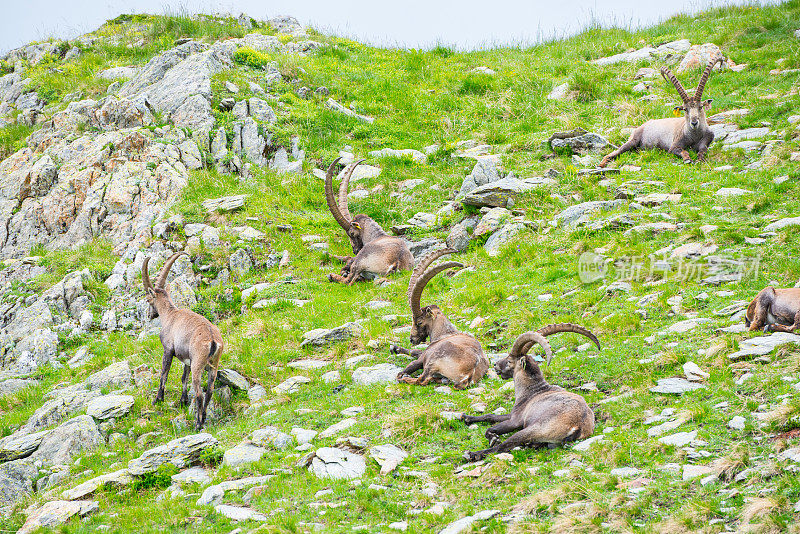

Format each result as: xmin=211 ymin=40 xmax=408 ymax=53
xmin=2 ymin=2 xmax=800 ymax=533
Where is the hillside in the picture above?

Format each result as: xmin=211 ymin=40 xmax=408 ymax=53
xmin=0 ymin=3 xmax=800 ymax=532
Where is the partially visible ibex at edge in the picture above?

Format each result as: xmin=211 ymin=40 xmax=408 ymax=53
xmin=324 ymin=158 xmax=413 ymax=284
xmin=745 ymin=286 xmax=800 ymax=333
xmin=143 ymin=252 xmax=224 ymax=430
xmin=599 ymin=54 xmax=723 ymax=167
xmin=391 ymin=248 xmax=489 ymax=388
xmin=462 ymin=324 xmax=600 ymax=461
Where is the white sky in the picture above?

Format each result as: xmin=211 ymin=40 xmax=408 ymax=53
xmin=0 ymin=0 xmax=780 ymax=54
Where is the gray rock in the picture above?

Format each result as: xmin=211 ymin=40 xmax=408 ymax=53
xmin=728 ymin=332 xmax=800 ymax=361
xmin=318 ymin=418 xmax=356 ymax=438
xmin=0 ymin=429 xmax=50 ymax=461
xmin=252 ymin=426 xmax=293 ymax=449
xmin=31 ymin=415 xmax=103 ymax=466
xmin=23 ymin=386 xmax=101 ymax=433
xmin=547 ymin=82 xmax=570 ymax=100
xmin=13 ymin=328 xmax=58 ymax=374
xmin=223 ymin=443 xmax=265 ymax=468
xmin=217 ymin=368 xmax=249 ymax=390
xmin=248 ymin=97 xmax=276 ymax=123
xmin=369 ymin=147 xmax=426 ymax=163
xmin=214 ymin=504 xmax=267 ymax=522
xmin=0 ymin=378 xmax=37 ymax=398
xmin=474 ymin=207 xmax=511 ymax=237
xmin=288 ymin=359 xmax=331 ymax=370
xmin=765 ymin=217 xmax=800 ymax=232
xmin=550 ymin=133 xmax=614 ymax=153
xmin=85 ymin=361 xmax=132 ymax=390
xmin=86 ymin=394 xmax=135 ymax=420
xmin=128 ymin=433 xmax=219 ymax=475
xmin=649 ymin=378 xmax=705 ymax=395
xmin=327 ymin=98 xmax=374 ymax=123
xmin=658 ymin=430 xmax=697 ymax=447
xmin=61 ymin=469 xmax=132 ymax=500
xmin=196 ymin=474 xmax=274 ymax=506
xmin=292 ymin=428 xmax=318 ymax=445
xmin=241 ymin=117 xmax=267 ymax=165
xmin=439 ymin=510 xmax=500 ymax=534
xmin=178 ymin=140 xmax=203 ymax=170
xmin=462 ymin=177 xmax=554 ymax=208
xmin=171 ymin=466 xmax=211 ymax=486
xmin=202 ymin=194 xmax=247 ymax=213
xmin=4 ymin=300 xmax=53 ymax=342
xmin=272 ymin=375 xmax=311 ymax=394
xmin=352 ymin=363 xmax=403 ymax=385
xmin=554 ymin=200 xmax=626 ymax=227
xmin=484 ymin=222 xmax=526 ymax=257
xmin=301 ymin=322 xmax=361 ymax=346
xmin=0 ymin=458 xmax=37 ymax=515
xmin=17 ymin=500 xmax=98 ymax=534
xmin=368 ymin=444 xmax=408 ymax=475
xmin=229 ymin=248 xmax=253 ymax=278
xmin=98 ymin=67 xmax=138 ymax=80
xmin=458 ymin=157 xmax=503 ymax=197
xmin=310 ymin=447 xmax=366 ymax=480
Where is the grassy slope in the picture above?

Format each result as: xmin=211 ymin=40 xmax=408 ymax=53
xmin=2 ymin=2 xmax=800 ymax=532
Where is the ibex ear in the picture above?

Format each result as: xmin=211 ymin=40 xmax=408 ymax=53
xmin=703 ymin=98 xmax=713 ymax=108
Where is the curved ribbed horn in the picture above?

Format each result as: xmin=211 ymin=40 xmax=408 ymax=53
xmin=142 ymin=257 xmax=153 ymax=291
xmin=155 ymin=252 xmax=187 ymax=289
xmin=537 ymin=323 xmax=601 ymax=350
xmin=409 ymin=261 xmax=463 ymax=321
xmin=509 ymin=331 xmax=554 ymax=365
xmin=338 ymin=159 xmax=365 ymax=223
xmin=324 ymin=157 xmax=351 ymax=232
xmin=695 ymin=54 xmax=722 ymax=101
xmin=660 ymin=66 xmax=690 ymax=103
xmin=407 ymin=247 xmax=457 ymax=302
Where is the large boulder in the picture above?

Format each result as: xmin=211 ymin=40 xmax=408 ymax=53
xmin=22 ymin=386 xmax=101 ymax=433
xmin=0 ymin=459 xmax=38 ymax=516
xmin=12 ymin=328 xmax=58 ymax=374
xmin=128 ymin=433 xmax=219 ymax=475
xmin=86 ymin=394 xmax=135 ymax=420
xmin=309 ymin=447 xmax=366 ymax=480
xmin=461 ymin=177 xmax=555 ymax=208
xmin=31 ymin=415 xmax=103 ymax=466
xmin=18 ymin=500 xmax=99 ymax=534
xmin=85 ymin=361 xmax=133 ymax=390
xmin=458 ymin=156 xmax=503 ymax=197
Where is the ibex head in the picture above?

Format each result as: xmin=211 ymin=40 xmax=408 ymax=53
xmin=495 ymin=331 xmax=554 ymax=380
xmin=407 ymin=247 xmax=462 ymax=345
xmin=325 ymin=157 xmax=367 ymax=254
xmin=661 ymin=54 xmax=723 ymax=131
xmin=142 ymin=252 xmax=186 ymax=319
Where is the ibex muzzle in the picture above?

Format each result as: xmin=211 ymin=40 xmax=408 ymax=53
xmin=392 ymin=247 xmax=489 ymax=388
xmin=143 ymin=252 xmax=224 ymax=431
xmin=599 ymin=54 xmax=723 ymax=167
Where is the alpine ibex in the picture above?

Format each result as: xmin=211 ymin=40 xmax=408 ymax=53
xmin=391 ymin=248 xmax=489 ymax=388
xmin=745 ymin=287 xmax=800 ymax=333
xmin=462 ymin=324 xmax=600 ymax=461
xmin=599 ymin=55 xmax=723 ymax=167
xmin=324 ymin=158 xmax=413 ymax=284
xmin=143 ymin=252 xmax=224 ymax=430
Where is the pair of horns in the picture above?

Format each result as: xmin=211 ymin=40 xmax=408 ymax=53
xmin=660 ymin=53 xmax=723 ymax=103
xmin=509 ymin=323 xmax=601 ymax=366
xmin=142 ymin=252 xmax=186 ymax=291
xmin=324 ymin=157 xmax=365 ymax=234
xmin=408 ymin=247 xmax=463 ymax=321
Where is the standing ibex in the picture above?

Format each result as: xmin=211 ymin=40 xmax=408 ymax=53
xmin=391 ymin=248 xmax=489 ymax=388
xmin=324 ymin=158 xmax=413 ymax=284
xmin=143 ymin=252 xmax=224 ymax=430
xmin=462 ymin=324 xmax=600 ymax=461
xmin=745 ymin=287 xmax=800 ymax=333
xmin=599 ymin=55 xmax=723 ymax=167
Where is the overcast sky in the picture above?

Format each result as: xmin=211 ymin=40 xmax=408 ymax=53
xmin=0 ymin=0 xmax=779 ymax=54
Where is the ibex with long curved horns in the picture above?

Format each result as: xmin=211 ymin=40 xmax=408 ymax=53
xmin=391 ymin=248 xmax=489 ymax=388
xmin=324 ymin=158 xmax=413 ymax=284
xmin=461 ymin=325 xmax=599 ymax=461
xmin=599 ymin=55 xmax=723 ymax=167
xmin=143 ymin=252 xmax=224 ymax=430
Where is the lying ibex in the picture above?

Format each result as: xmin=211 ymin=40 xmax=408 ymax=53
xmin=391 ymin=248 xmax=489 ymax=388
xmin=745 ymin=287 xmax=800 ymax=333
xmin=599 ymin=55 xmax=723 ymax=167
xmin=462 ymin=324 xmax=600 ymax=461
xmin=324 ymin=158 xmax=413 ymax=284
xmin=143 ymin=252 xmax=224 ymax=430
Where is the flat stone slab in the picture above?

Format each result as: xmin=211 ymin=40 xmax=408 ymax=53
xmin=128 ymin=433 xmax=218 ymax=475
xmin=368 ymin=444 xmax=408 ymax=475
xmin=650 ymin=378 xmax=705 ymax=395
xmin=301 ymin=322 xmax=361 ymax=346
xmin=352 ymin=363 xmax=403 ymax=385
xmin=202 ymin=194 xmax=248 ymax=213
xmin=319 ymin=418 xmax=357 ymax=438
xmin=287 ymin=359 xmax=331 ymax=370
xmin=61 ymin=469 xmax=132 ymax=500
xmin=18 ymin=500 xmax=99 ymax=534
xmin=86 ymin=394 xmax=134 ymax=420
xmin=659 ymin=430 xmax=697 ymax=447
xmin=439 ymin=509 xmax=500 ymax=534
xmin=0 ymin=429 xmax=51 ymax=461
xmin=223 ymin=443 xmax=266 ymax=468
xmin=196 ymin=475 xmax=275 ymax=506
xmin=310 ymin=447 xmax=366 ymax=480
xmin=252 ymin=426 xmax=293 ymax=449
xmin=214 ymin=504 xmax=267 ymax=521
xmin=217 ymin=368 xmax=249 ymax=390
xmin=765 ymin=217 xmax=800 ymax=232
xmin=728 ymin=332 xmax=800 ymax=361
xmin=272 ymin=375 xmax=311 ymax=394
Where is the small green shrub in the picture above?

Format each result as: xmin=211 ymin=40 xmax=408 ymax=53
xmin=458 ymin=73 xmax=494 ymax=95
xmin=131 ymin=463 xmax=179 ymax=492
xmin=234 ymin=48 xmax=272 ymax=70
xmin=197 ymin=446 xmax=224 ymax=467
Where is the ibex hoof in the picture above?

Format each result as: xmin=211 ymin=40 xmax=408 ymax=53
xmin=463 ymin=451 xmax=480 ymax=462
xmin=763 ymin=324 xmax=773 ymax=333
xmin=389 ymin=344 xmax=400 ymax=354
